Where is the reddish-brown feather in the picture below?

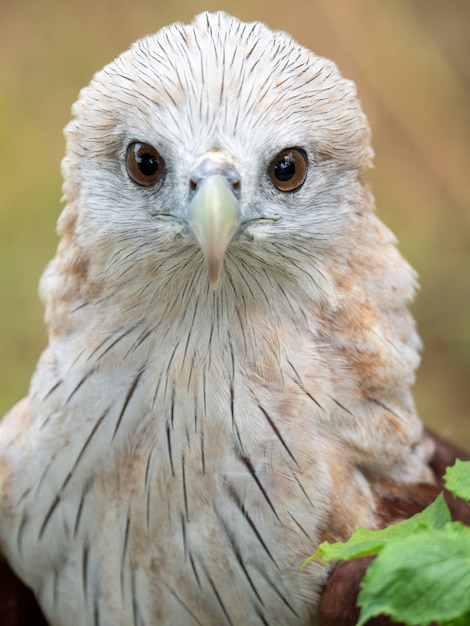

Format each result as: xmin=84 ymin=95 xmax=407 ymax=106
xmin=319 ymin=430 xmax=470 ymax=626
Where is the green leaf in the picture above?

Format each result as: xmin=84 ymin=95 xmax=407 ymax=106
xmin=442 ymin=611 xmax=470 ymax=626
xmin=444 ymin=459 xmax=470 ymax=503
xmin=303 ymin=494 xmax=450 ymax=567
xmin=356 ymin=524 xmax=470 ymax=626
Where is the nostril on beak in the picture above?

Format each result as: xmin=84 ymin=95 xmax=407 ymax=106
xmin=189 ymin=156 xmax=241 ymax=199
xmin=189 ymin=174 xmax=241 ymax=198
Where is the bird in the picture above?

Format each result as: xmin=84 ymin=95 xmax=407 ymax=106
xmin=0 ymin=11 xmax=442 ymax=626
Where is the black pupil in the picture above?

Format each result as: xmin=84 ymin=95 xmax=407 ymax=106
xmin=274 ymin=154 xmax=295 ymax=181
xmin=136 ymin=149 xmax=158 ymax=177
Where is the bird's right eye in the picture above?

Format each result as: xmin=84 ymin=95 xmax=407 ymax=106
xmin=126 ymin=142 xmax=165 ymax=186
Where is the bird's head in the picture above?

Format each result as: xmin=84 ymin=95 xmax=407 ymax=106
xmin=58 ymin=11 xmax=374 ymax=308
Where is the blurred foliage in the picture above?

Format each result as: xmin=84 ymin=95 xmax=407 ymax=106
xmin=0 ymin=0 xmax=469 ymax=446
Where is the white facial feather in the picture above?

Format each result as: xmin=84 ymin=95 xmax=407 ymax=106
xmin=0 ymin=12 xmax=433 ymax=626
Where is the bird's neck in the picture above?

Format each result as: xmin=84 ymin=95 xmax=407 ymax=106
xmin=32 ymin=228 xmax=434 ymax=503
xmin=42 ymin=224 xmax=332 ymax=376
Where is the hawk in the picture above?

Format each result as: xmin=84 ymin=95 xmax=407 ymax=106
xmin=0 ymin=11 xmax=436 ymax=626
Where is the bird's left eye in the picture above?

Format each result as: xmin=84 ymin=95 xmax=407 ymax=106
xmin=126 ymin=142 xmax=165 ymax=186
xmin=268 ymin=148 xmax=308 ymax=192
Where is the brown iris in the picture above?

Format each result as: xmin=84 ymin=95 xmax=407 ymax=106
xmin=268 ymin=148 xmax=308 ymax=192
xmin=126 ymin=142 xmax=165 ymax=186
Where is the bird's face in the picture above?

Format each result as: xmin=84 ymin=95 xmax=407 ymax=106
xmin=62 ymin=12 xmax=373 ymax=296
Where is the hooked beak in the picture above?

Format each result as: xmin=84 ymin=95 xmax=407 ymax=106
xmin=188 ymin=172 xmax=240 ymax=290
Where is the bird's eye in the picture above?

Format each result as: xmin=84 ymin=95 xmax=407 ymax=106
xmin=268 ymin=148 xmax=308 ymax=192
xmin=126 ymin=142 xmax=165 ymax=186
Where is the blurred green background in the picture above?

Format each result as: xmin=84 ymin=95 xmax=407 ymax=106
xmin=0 ymin=0 xmax=469 ymax=446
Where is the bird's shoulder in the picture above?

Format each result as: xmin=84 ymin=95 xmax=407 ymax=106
xmin=0 ymin=398 xmax=32 ymax=448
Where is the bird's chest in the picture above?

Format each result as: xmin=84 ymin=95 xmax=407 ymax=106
xmin=12 ymin=352 xmax=334 ymax=625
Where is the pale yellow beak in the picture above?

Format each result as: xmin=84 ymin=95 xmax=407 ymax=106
xmin=188 ymin=174 xmax=240 ymax=290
